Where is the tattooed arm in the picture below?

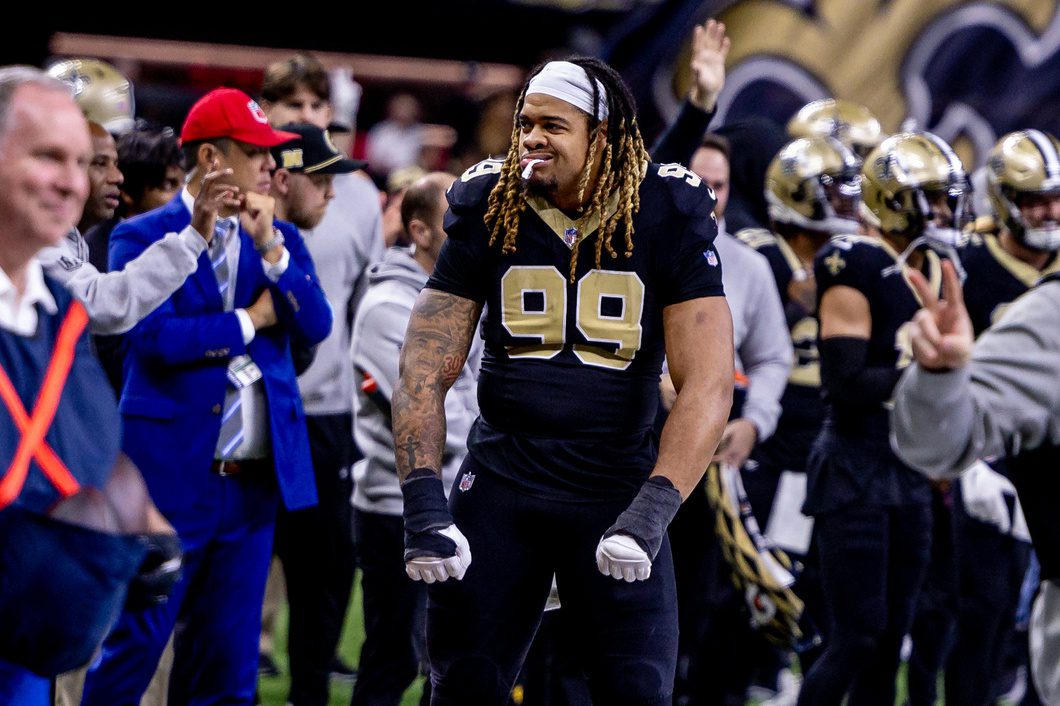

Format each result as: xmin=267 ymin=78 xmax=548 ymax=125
xmin=393 ymin=288 xmax=483 ymax=482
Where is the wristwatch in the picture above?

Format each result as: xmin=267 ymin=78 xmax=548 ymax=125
xmin=254 ymin=228 xmax=285 ymax=254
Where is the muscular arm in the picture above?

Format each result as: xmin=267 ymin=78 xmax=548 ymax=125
xmin=392 ymin=289 xmax=482 ymax=482
xmin=817 ymin=284 xmax=902 ymax=407
xmin=654 ymin=296 xmax=734 ymax=498
xmin=818 ymin=284 xmax=871 ymax=340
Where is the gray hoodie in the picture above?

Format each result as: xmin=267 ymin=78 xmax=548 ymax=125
xmin=350 ymin=246 xmax=480 ymax=515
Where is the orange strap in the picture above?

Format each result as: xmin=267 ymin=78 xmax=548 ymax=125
xmin=0 ymin=301 xmax=88 ymax=509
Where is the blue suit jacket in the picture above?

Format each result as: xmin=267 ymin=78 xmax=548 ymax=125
xmin=110 ymin=195 xmax=332 ymax=524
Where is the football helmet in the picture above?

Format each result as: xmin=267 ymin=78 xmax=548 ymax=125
xmin=787 ymin=98 xmax=884 ymax=159
xmin=766 ymin=136 xmax=862 ymax=235
xmin=986 ymin=130 xmax=1060 ymax=251
xmin=861 ymin=131 xmax=972 ymax=253
xmin=46 ymin=58 xmax=134 ymax=135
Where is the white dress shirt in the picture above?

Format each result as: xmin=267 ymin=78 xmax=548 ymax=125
xmin=0 ymin=261 xmax=58 ymax=336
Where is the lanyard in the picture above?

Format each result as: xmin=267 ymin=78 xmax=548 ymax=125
xmin=0 ymin=301 xmax=88 ymax=509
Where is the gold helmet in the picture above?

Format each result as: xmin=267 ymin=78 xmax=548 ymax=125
xmin=46 ymin=58 xmax=134 ymax=135
xmin=787 ymin=98 xmax=884 ymax=159
xmin=861 ymin=131 xmax=972 ymax=250
xmin=986 ymin=130 xmax=1060 ymax=251
xmin=766 ymin=136 xmax=861 ymax=235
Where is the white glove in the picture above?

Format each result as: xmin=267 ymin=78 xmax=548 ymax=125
xmin=405 ymin=525 xmax=472 ymax=584
xmin=960 ymin=460 xmax=1015 ymax=533
xmin=595 ymin=533 xmax=651 ymax=582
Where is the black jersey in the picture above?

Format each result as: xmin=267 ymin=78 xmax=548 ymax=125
xmin=813 ymin=235 xmax=942 ymax=443
xmin=737 ymin=228 xmax=822 ymax=470
xmin=427 ymin=159 xmax=724 ymax=500
xmin=805 ymin=236 xmax=939 ymax=513
xmin=959 ymin=232 xmax=1060 ymax=337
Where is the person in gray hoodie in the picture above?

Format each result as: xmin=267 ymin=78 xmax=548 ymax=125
xmin=350 ymin=172 xmax=479 ymax=706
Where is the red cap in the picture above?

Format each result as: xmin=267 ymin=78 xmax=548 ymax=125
xmin=180 ymin=88 xmax=298 ymax=147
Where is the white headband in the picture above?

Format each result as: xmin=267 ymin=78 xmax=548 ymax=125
xmin=525 ymin=61 xmax=609 ymax=121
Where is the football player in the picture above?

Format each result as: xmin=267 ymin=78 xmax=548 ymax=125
xmin=392 ymin=57 xmax=733 ymax=705
xmin=906 ymin=130 xmax=1059 ymax=706
xmin=736 ymin=135 xmax=862 ymax=675
xmin=796 ymin=132 xmax=969 ymax=706
xmin=787 ymin=98 xmax=885 ymax=160
xmin=742 ymin=136 xmax=862 ymax=498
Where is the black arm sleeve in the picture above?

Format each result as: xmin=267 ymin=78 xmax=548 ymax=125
xmin=650 ymin=100 xmax=715 ymax=165
xmin=818 ymin=336 xmax=902 ymax=407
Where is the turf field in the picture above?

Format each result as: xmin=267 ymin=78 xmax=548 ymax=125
xmin=257 ymin=579 xmax=1020 ymax=706
xmin=257 ymin=578 xmax=426 ymax=706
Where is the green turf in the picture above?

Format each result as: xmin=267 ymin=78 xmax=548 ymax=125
xmin=257 ymin=579 xmax=1022 ymax=706
xmin=256 ymin=576 xmax=425 ymax=706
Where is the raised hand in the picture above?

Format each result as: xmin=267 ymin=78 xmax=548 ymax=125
xmin=240 ymin=192 xmax=276 ymax=245
xmin=191 ymin=159 xmax=241 ymax=243
xmin=907 ymin=259 xmax=973 ymax=370
xmin=688 ymin=19 xmax=731 ymax=113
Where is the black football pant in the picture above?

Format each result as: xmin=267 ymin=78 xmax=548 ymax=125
xmin=427 ymin=457 xmax=678 ymax=706
xmin=797 ymin=502 xmax=932 ymax=706
xmin=906 ymin=488 xmax=957 ymax=706
xmin=274 ymin=413 xmax=358 ymax=706
xmin=350 ymin=509 xmax=430 ymax=706
xmin=907 ymin=486 xmax=1031 ymax=706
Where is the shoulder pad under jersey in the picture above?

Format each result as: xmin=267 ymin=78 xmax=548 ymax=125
xmin=648 ymin=162 xmax=718 ymax=219
xmin=448 ymin=158 xmax=505 ymax=213
xmin=735 ymin=227 xmax=777 ymax=251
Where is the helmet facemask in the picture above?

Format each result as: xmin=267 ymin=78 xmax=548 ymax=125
xmin=885 ymin=180 xmax=973 ymax=281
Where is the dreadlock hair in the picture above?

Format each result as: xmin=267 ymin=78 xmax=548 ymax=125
xmin=483 ymin=56 xmax=650 ymax=281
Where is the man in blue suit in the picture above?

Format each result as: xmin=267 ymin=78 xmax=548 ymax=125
xmin=82 ymin=88 xmax=333 ymax=706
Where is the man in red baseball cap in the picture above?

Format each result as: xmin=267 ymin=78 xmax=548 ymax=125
xmin=80 ymin=87 xmax=332 ymax=706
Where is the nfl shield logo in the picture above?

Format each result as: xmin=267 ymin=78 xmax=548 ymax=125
xmin=459 ymin=473 xmax=475 ymax=492
xmin=563 ymin=227 xmax=579 ymax=248
xmin=704 ymin=249 xmax=719 ymax=267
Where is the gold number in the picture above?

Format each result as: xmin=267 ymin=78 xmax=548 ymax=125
xmin=574 ymin=271 xmax=645 ymax=369
xmin=788 ymin=317 xmax=820 ymax=387
xmin=500 ymin=267 xmax=645 ymax=368
xmin=501 ymin=266 xmax=566 ymax=359
xmin=460 ymin=159 xmax=503 ymax=183
xmin=658 ymin=163 xmax=703 ymax=188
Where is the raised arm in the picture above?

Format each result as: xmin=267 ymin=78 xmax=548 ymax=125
xmin=650 ymin=19 xmax=730 ymax=164
xmin=41 ymin=227 xmax=207 ymax=335
xmin=892 ymin=262 xmax=1060 ymax=477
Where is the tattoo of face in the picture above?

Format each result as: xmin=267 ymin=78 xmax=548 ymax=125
xmin=392 ymin=290 xmax=482 ymax=479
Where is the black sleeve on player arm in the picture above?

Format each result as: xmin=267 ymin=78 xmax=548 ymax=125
xmin=650 ymin=100 xmax=716 ymax=165
xmin=819 ymin=336 xmax=902 ymax=408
